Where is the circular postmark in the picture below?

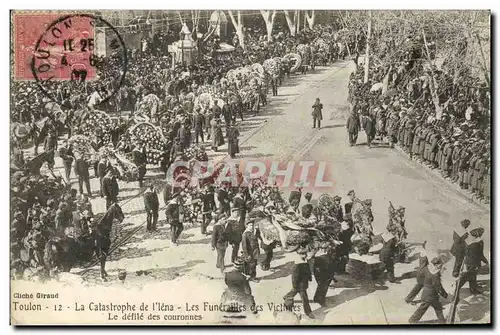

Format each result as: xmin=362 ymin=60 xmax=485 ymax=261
xmin=30 ymin=13 xmax=128 ymax=109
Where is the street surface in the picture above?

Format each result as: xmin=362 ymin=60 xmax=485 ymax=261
xmin=19 ymin=60 xmax=490 ymax=325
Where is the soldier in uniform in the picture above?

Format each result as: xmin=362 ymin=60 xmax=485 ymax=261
xmin=412 ymin=122 xmax=423 ymax=159
xmin=451 ymin=141 xmax=462 ymax=182
xmin=423 ymin=127 xmax=434 ymax=164
xmin=102 ymin=168 xmax=119 ymax=210
xmin=408 ymin=256 xmax=448 ymax=324
xmin=165 ymin=193 xmax=183 ymax=245
xmin=458 ymin=227 xmax=488 ymax=295
xmin=283 ymin=248 xmax=315 ymax=319
xmin=219 ymin=257 xmax=258 ymax=322
xmin=143 ymin=185 xmax=159 ymax=232
xmin=211 ymin=214 xmax=230 ymax=273
xmin=450 ymin=219 xmax=470 ymax=278
xmin=405 ymin=253 xmax=429 ymax=303
xmin=227 ymin=207 xmax=243 ymax=264
xmin=344 ymin=190 xmax=356 ymax=215
xmin=201 ymin=185 xmax=216 ymax=235
xmin=459 ymin=144 xmax=472 ymax=189
xmin=429 ymin=129 xmax=441 ymax=168
xmin=241 ymin=221 xmax=260 ymax=281
xmin=338 ymin=221 xmax=354 ymax=273
xmin=312 ymin=244 xmax=337 ymax=307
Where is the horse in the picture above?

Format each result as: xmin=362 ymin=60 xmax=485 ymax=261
xmin=44 ymin=202 xmax=125 ymax=281
xmin=23 ymin=151 xmax=52 ymax=175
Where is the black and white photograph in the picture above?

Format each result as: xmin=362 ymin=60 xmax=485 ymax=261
xmin=8 ymin=9 xmax=491 ymax=325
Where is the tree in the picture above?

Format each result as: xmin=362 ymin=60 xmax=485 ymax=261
xmin=191 ymin=10 xmax=201 ymax=36
xmin=364 ymin=11 xmax=372 ymax=84
xmin=260 ymin=10 xmax=277 ymax=42
xmin=305 ymin=10 xmax=316 ymax=29
xmin=284 ymin=10 xmax=299 ymax=36
xmin=228 ymin=10 xmax=245 ymax=49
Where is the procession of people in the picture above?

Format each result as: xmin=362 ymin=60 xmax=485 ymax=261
xmin=10 ymin=12 xmax=489 ymax=325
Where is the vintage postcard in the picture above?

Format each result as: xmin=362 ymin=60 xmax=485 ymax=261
xmin=9 ymin=9 xmax=491 ymax=325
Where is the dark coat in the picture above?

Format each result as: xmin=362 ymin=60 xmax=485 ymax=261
xmin=217 ymin=188 xmax=230 ymax=212
xmin=102 ymin=175 xmax=119 ymax=200
xmin=338 ymin=228 xmax=354 ymax=256
xmin=464 ymin=240 xmax=488 ymax=269
xmin=74 ymin=158 xmax=90 ymax=178
xmin=312 ymin=102 xmax=323 ymax=120
xmin=242 ymin=230 xmax=260 ymax=260
xmin=193 ymin=113 xmax=204 ymax=130
xmin=416 ymin=256 xmax=429 ymax=285
xmin=163 ymin=184 xmax=172 ymax=205
xmin=379 ymin=238 xmax=397 ymax=263
xmin=363 ymin=116 xmax=376 ymax=137
xmin=211 ymin=222 xmax=229 ymax=250
xmin=202 ymin=191 xmax=216 ymax=213
xmin=165 ymin=202 xmax=180 ymax=223
xmin=346 ymin=113 xmax=361 ymax=133
xmin=292 ymin=262 xmax=312 ymax=291
xmin=420 ymin=267 xmax=447 ymax=303
xmin=143 ymin=190 xmax=159 ymax=211
xmin=450 ymin=230 xmax=468 ymax=257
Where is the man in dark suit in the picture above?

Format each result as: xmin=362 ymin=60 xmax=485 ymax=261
xmin=143 ymin=185 xmax=159 ymax=231
xmin=337 ymin=221 xmax=354 ymax=273
xmin=344 ymin=190 xmax=356 ymax=215
xmin=312 ymin=98 xmax=323 ymax=129
xmin=331 ymin=196 xmax=344 ymax=222
xmin=283 ymin=249 xmax=314 ymax=319
xmin=217 ymin=184 xmax=231 ymax=216
xmin=211 ymin=214 xmax=229 ymax=273
xmin=102 ymin=169 xmax=119 ymax=209
xmin=458 ymin=227 xmax=488 ymax=294
xmin=288 ymin=187 xmax=302 ymax=212
xmin=74 ymin=154 xmax=92 ymax=197
xmin=241 ymin=222 xmax=260 ymax=281
xmin=132 ymin=146 xmax=147 ymax=188
xmin=201 ymin=185 xmax=216 ymax=235
xmin=193 ymin=108 xmax=205 ymax=144
xmin=232 ymin=188 xmax=247 ymax=232
xmin=450 ymin=219 xmax=470 ymax=278
xmin=271 ymin=77 xmax=278 ymax=96
xmin=97 ymin=157 xmax=112 ymax=197
xmin=346 ymin=110 xmax=361 ymax=146
xmin=362 ymin=113 xmax=376 ymax=148
xmin=165 ymin=193 xmax=183 ymax=245
xmin=58 ymin=141 xmax=74 ymax=182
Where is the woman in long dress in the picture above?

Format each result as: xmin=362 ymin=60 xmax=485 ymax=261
xmin=211 ymin=118 xmax=224 ymax=151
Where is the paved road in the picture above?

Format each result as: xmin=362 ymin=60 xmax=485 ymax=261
xmin=22 ymin=61 xmax=490 ymax=325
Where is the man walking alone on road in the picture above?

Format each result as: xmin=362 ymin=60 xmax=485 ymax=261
xmin=312 ymin=98 xmax=323 ymax=129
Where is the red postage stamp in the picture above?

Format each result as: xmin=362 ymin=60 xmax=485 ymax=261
xmin=13 ymin=12 xmax=96 ymax=81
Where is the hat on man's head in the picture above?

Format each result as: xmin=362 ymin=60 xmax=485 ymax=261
xmin=333 ymin=195 xmax=342 ymax=201
xmin=347 ymin=190 xmax=355 ymax=197
xmin=461 ymin=219 xmax=471 ymax=229
xmin=470 ymin=227 xmax=485 ymax=238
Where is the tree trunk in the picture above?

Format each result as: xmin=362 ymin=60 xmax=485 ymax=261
xmin=260 ymin=10 xmax=277 ymax=42
xmin=305 ymin=10 xmax=316 ymax=29
xmin=421 ymin=28 xmax=443 ymax=120
xmin=363 ymin=11 xmax=372 ymax=84
xmin=228 ymin=10 xmax=245 ymax=49
xmin=284 ymin=10 xmax=297 ymax=36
